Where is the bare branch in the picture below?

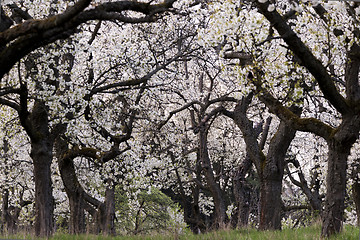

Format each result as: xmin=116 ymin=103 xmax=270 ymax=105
xmin=158 ymin=101 xmax=201 ymax=130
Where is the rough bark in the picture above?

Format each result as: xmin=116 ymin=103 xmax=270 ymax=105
xmin=66 ymin=168 xmax=86 ymax=235
xmin=190 ymin=184 xmax=205 ymax=232
xmin=101 ymin=184 xmax=116 ymax=235
xmin=0 ymin=189 xmax=20 ymax=234
xmin=69 ymin=191 xmax=85 ymax=234
xmin=258 ymin=119 xmax=298 ymax=230
xmin=165 ymin=152 xmax=206 ymax=233
xmin=58 ymin=156 xmax=103 ymax=234
xmin=252 ymin=2 xmax=360 ymax=236
xmin=321 ymin=139 xmax=353 ymax=236
xmin=319 ymin=111 xmax=360 ymax=236
xmin=232 ymin=155 xmax=252 ymax=228
xmin=56 ymin=138 xmax=87 ymax=234
xmin=222 ymin=96 xmax=299 ymax=230
xmin=232 ymin=118 xmax=270 ymax=228
xmin=29 ymin=101 xmax=54 ymax=237
xmin=258 ymin=180 xmax=282 ymax=229
xmin=61 ymin=161 xmax=85 ymax=234
xmin=257 ymin=84 xmax=360 ymax=236
xmin=352 ymin=181 xmax=360 ymax=226
xmin=56 ymin=135 xmax=119 ymax=235
xmin=198 ymin=128 xmax=228 ymax=228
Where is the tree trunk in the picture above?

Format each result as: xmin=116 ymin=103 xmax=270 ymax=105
xmin=222 ymin=95 xmax=288 ymax=229
xmin=232 ymin=155 xmax=252 ymax=228
xmin=29 ymin=101 xmax=54 ymax=237
xmin=56 ymin=136 xmax=117 ymax=235
xmin=56 ymin=139 xmax=86 ymax=234
xmin=1 ymin=189 xmax=10 ymax=234
xmin=62 ymin=163 xmax=86 ymax=235
xmin=352 ymin=181 xmax=360 ymax=226
xmin=102 ymin=185 xmax=116 ymax=235
xmin=320 ymin=114 xmax=360 ymax=237
xmin=258 ymin=116 xmax=298 ymax=230
xmin=93 ymin=188 xmax=115 ymax=235
xmin=199 ymin=129 xmax=227 ymax=228
xmin=351 ymin=157 xmax=360 ymax=227
xmin=68 ymin=191 xmax=85 ymax=234
xmin=191 ymin=185 xmax=205 ymax=232
xmin=227 ymin=99 xmax=299 ymax=230
xmin=259 ymin=179 xmax=282 ymax=230
xmin=321 ymin=140 xmax=351 ymax=236
xmin=31 ymin=140 xmax=54 ymax=236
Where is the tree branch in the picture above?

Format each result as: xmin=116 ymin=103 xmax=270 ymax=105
xmin=0 ymin=0 xmax=178 ymax=79
xmin=257 ymin=84 xmax=334 ymax=140
xmin=256 ymin=1 xmax=351 ymax=115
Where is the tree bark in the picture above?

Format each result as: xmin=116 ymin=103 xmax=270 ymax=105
xmin=258 ymin=179 xmax=282 ymax=230
xmin=321 ymin=139 xmax=352 ymax=236
xmin=56 ymin=139 xmax=86 ymax=234
xmin=352 ymin=181 xmax=360 ymax=226
xmin=1 ymin=188 xmax=31 ymax=234
xmin=56 ymin=136 xmax=117 ymax=235
xmin=285 ymin=160 xmax=323 ymax=213
xmin=29 ymin=101 xmax=54 ymax=237
xmin=223 ymin=97 xmax=299 ymax=230
xmin=165 ymin=151 xmax=206 ymax=233
xmin=68 ymin=191 xmax=85 ymax=234
xmin=253 ymin=2 xmax=360 ymax=236
xmin=60 ymin=159 xmax=86 ymax=234
xmin=319 ymin=113 xmax=360 ymax=236
xmin=258 ymin=119 xmax=297 ymax=230
xmin=198 ymin=128 xmax=227 ymax=228
xmin=101 ymin=184 xmax=116 ymax=235
xmin=232 ymin=118 xmax=270 ymax=228
xmin=232 ymin=155 xmax=252 ymax=228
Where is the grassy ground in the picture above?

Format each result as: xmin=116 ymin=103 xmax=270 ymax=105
xmin=2 ymin=225 xmax=359 ymax=239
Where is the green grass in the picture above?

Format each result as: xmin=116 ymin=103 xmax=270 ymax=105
xmin=178 ymin=225 xmax=359 ymax=240
xmin=1 ymin=225 xmax=359 ymax=240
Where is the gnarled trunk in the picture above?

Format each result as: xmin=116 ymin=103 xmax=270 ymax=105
xmin=60 ymin=160 xmax=86 ymax=234
xmin=321 ymin=140 xmax=351 ymax=236
xmin=232 ymin=155 xmax=252 ymax=228
xmin=258 ymin=110 xmax=299 ymax=230
xmin=29 ymin=101 xmax=54 ymax=237
xmin=56 ymin=139 xmax=86 ymax=234
xmin=1 ymin=187 xmax=32 ymax=234
xmin=320 ymin=115 xmax=359 ymax=237
xmin=56 ymin=136 xmax=116 ymax=235
xmin=199 ymin=129 xmax=227 ymax=228
xmin=225 ymin=97 xmax=299 ymax=230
